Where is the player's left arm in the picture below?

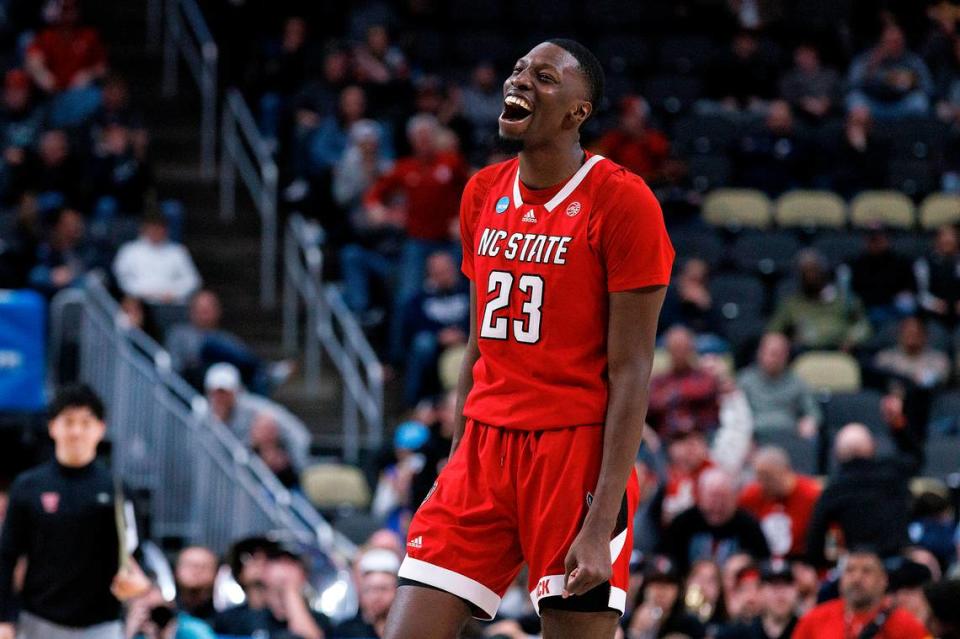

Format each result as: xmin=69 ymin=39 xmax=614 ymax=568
xmin=563 ymin=285 xmax=666 ymax=598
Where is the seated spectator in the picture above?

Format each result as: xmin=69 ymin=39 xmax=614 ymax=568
xmin=301 ymin=84 xmax=368 ymax=185
xmin=166 ymin=290 xmax=291 ymax=394
xmin=253 ymin=16 xmax=315 ymax=144
xmin=847 ymin=22 xmax=934 ymax=119
xmin=779 ymin=43 xmax=841 ymax=122
xmin=332 ymin=549 xmax=399 ymax=638
xmin=717 ymin=560 xmax=800 ymax=639
xmin=648 ymin=326 xmax=720 ymax=439
xmin=699 ymin=354 xmax=753 ymax=476
xmin=918 ymin=224 xmax=960 ymax=327
xmin=24 ymin=0 xmax=107 ymax=127
xmin=124 ymin=581 xmax=215 ymax=639
xmin=174 ymin=546 xmax=218 ymax=623
xmin=739 ymin=447 xmax=822 ymax=558
xmin=399 ymin=251 xmax=469 ymax=407
xmin=660 ymin=427 xmax=714 ymax=526
xmin=593 ymin=95 xmax=670 ymax=182
xmin=806 ymin=399 xmax=922 ymax=566
xmin=660 ymin=468 xmax=771 ymax=574
xmin=723 ymin=563 xmax=765 ymax=626
xmin=261 ymin=547 xmax=330 ymax=639
xmin=768 ymin=249 xmax=872 ymax=351
xmin=828 ymin=105 xmax=890 ymax=197
xmin=658 ymin=258 xmax=724 ymax=348
xmin=352 ymin=23 xmax=409 ymax=97
xmin=733 ymin=100 xmax=813 ymax=196
xmin=213 ymin=536 xmax=280 ymax=635
xmin=702 ymin=29 xmax=778 ymax=112
xmin=888 ymin=558 xmax=934 ymax=628
xmin=793 ymin=548 xmax=928 ymax=639
xmin=627 ymin=557 xmax=706 ymax=639
xmin=850 ymin=225 xmax=917 ymax=325
xmin=371 ymin=420 xmax=430 ymax=533
xmin=460 ymin=62 xmax=502 ymax=154
xmin=738 ymin=333 xmax=821 ymax=437
xmin=20 ymin=129 xmax=85 ymax=208
xmin=908 ymin=491 xmax=957 ymax=571
xmin=0 ymin=70 xmax=45 ymax=203
xmin=249 ymin=412 xmax=300 ymax=490
xmin=112 ymin=213 xmax=200 ymax=304
xmin=0 ymin=194 xmax=41 ymax=288
xmin=685 ymin=560 xmax=726 ymax=628
xmin=95 ymin=75 xmax=148 ymax=159
xmin=28 ymin=207 xmax=95 ymax=295
xmin=90 ymin=121 xmax=152 ymax=220
xmin=874 ymin=316 xmax=950 ymax=389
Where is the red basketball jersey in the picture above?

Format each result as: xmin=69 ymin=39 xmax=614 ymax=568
xmin=460 ymin=153 xmax=674 ymax=430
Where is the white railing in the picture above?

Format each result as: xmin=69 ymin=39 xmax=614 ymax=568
xmin=282 ymin=214 xmax=384 ymax=463
xmin=51 ymin=276 xmax=355 ymax=561
xmin=162 ymin=0 xmax=217 ymax=180
xmin=220 ymin=89 xmax=279 ymax=308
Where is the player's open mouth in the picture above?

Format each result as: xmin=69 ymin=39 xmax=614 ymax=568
xmin=501 ymin=95 xmax=534 ymax=122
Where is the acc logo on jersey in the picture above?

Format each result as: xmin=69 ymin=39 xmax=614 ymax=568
xmin=495 ymin=196 xmax=509 ymax=214
xmin=566 ymin=201 xmax=581 ymax=217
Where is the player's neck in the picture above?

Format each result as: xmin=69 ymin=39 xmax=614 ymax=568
xmin=517 ymin=142 xmax=585 ymax=190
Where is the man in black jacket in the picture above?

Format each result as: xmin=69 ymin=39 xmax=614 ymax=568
xmin=805 ymin=395 xmax=921 ymax=567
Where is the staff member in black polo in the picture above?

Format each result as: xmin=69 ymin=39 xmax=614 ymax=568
xmin=0 ymin=384 xmax=149 ymax=639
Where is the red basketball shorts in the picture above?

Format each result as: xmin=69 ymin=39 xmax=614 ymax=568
xmin=398 ymin=419 xmax=639 ymax=620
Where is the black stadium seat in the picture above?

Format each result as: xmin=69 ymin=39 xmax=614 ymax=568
xmin=643 ymin=74 xmax=703 ymax=116
xmin=688 ymin=155 xmax=732 ymax=193
xmin=710 ymin=273 xmax=766 ymax=320
xmin=594 ymin=34 xmax=651 ymax=75
xmin=732 ymin=231 xmax=800 ymax=277
xmin=889 ymin=159 xmax=937 ymax=199
xmin=823 ymin=390 xmax=885 ymax=435
xmin=923 ymin=434 xmax=960 ymax=479
xmin=657 ymin=34 xmax=715 ymax=75
xmin=812 ymin=234 xmax=864 ymax=269
xmin=753 ymin=430 xmax=818 ymax=476
xmin=670 ymin=226 xmax=725 ymax=270
xmin=673 ymin=115 xmax=739 ymax=155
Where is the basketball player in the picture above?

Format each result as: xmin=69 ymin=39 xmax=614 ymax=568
xmin=385 ymin=39 xmax=674 ymax=639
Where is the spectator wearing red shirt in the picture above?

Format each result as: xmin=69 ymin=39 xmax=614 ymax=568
xmin=793 ymin=549 xmax=930 ymax=639
xmin=593 ymin=96 xmax=670 ymax=181
xmin=740 ymin=446 xmax=821 ymax=559
xmin=25 ymin=0 xmax=107 ymax=127
xmin=648 ymin=326 xmax=721 ymax=439
xmin=364 ymin=113 xmax=468 ymax=359
xmin=661 ymin=429 xmax=714 ymax=526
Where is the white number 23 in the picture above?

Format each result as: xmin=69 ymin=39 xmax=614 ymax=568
xmin=479 ymin=270 xmax=543 ymax=344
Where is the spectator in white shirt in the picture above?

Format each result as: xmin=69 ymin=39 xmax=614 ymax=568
xmin=112 ymin=213 xmax=200 ymax=303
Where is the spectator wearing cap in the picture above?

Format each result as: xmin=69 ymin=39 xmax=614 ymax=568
xmin=593 ymin=95 xmax=671 ymax=182
xmin=372 ymin=421 xmax=430 ymax=533
xmin=768 ymin=249 xmax=872 ymax=351
xmin=725 ymin=563 xmax=765 ymax=626
xmin=806 ymin=401 xmax=922 ymax=567
xmin=626 ymin=556 xmax=706 ymax=639
xmin=213 ymin=536 xmax=281 ymax=635
xmin=647 ymin=326 xmax=720 ymax=441
xmin=738 ymin=333 xmax=821 ymax=438
xmin=717 ymin=560 xmax=799 ymax=639
xmin=793 ymin=548 xmax=929 ymax=639
xmin=874 ymin=317 xmax=950 ymax=390
xmin=333 ymin=549 xmax=399 ymax=638
xmin=888 ymin=558 xmax=934 ymax=628
xmin=204 ymin=362 xmax=257 ymax=438
xmin=660 ymin=469 xmax=770 ymax=575
xmin=847 ymin=23 xmax=934 ymax=119
xmin=924 ymin=579 xmax=960 ymax=639
xmin=112 ymin=213 xmax=200 ymax=304
xmin=173 ymin=546 xmax=218 ymax=623
xmin=739 ymin=446 xmax=821 ymax=558
xmin=850 ymin=225 xmax=917 ymax=326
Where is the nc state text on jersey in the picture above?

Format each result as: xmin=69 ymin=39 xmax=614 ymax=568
xmin=476 ymin=228 xmax=573 ymax=265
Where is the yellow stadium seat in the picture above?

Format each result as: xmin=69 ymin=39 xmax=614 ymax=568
xmin=703 ymin=188 xmax=772 ymax=229
xmin=791 ymin=351 xmax=861 ymax=393
xmin=774 ymin=190 xmax=847 ymax=228
xmin=302 ymin=463 xmax=371 ymax=510
xmin=849 ymin=190 xmax=915 ymax=229
xmin=919 ymin=193 xmax=960 ymax=230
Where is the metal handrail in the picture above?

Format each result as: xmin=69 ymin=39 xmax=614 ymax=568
xmin=220 ymin=89 xmax=279 ymax=308
xmin=282 ymin=214 xmax=384 ymax=463
xmin=162 ymin=0 xmax=217 ymax=179
xmin=52 ymin=276 xmax=355 ymax=560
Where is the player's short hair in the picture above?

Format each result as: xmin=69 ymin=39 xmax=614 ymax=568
xmin=546 ymin=38 xmax=605 ymax=117
xmin=49 ymin=383 xmax=105 ymax=421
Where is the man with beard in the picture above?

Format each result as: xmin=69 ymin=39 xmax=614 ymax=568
xmin=718 ymin=560 xmax=799 ymax=639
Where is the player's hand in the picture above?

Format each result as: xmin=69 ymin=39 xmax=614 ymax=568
xmin=111 ymin=566 xmax=151 ymax=601
xmin=562 ymin=527 xmax=612 ymax=598
xmin=0 ymin=622 xmax=15 ymax=639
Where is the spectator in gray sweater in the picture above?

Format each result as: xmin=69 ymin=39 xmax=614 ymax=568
xmin=738 ymin=333 xmax=821 ymax=438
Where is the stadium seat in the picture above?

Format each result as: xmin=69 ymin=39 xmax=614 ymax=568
xmin=889 ymin=233 xmax=927 ymax=261
xmin=670 ymin=226 xmax=726 ymax=270
xmin=792 ymin=351 xmax=861 ymax=393
xmin=720 ymin=315 xmax=767 ymax=368
xmin=688 ymin=155 xmax=732 ymax=193
xmin=302 ymin=463 xmax=371 ymax=510
xmin=849 ymin=190 xmax=916 ymax=229
xmin=595 ymin=34 xmax=651 ymax=75
xmin=919 ymin=193 xmax=960 ymax=230
xmin=146 ymin=303 xmax=189 ymax=338
xmin=928 ymin=389 xmax=960 ymax=436
xmin=822 ymin=389 xmax=884 ymax=435
xmin=643 ymin=74 xmax=703 ymax=115
xmin=863 ymin=317 xmax=950 ymax=354
xmin=447 ymin=0 xmax=505 ymax=24
xmin=508 ymin=0 xmax=576 ymax=26
xmin=710 ymin=273 xmax=766 ymax=321
xmin=922 ymin=435 xmax=960 ymax=480
xmin=889 ymin=159 xmax=937 ymax=199
xmin=774 ymin=190 xmax=847 ymax=229
xmin=702 ymin=188 xmax=772 ymax=230
xmin=583 ymin=0 xmax=647 ymax=27
xmin=880 ymin=116 xmax=948 ymax=160
xmin=657 ymin=35 xmax=715 ymax=75
xmin=451 ymin=31 xmax=514 ymax=65
xmin=732 ymin=231 xmax=800 ymax=277
xmin=811 ymin=233 xmax=864 ymax=268
xmin=753 ymin=430 xmax=818 ymax=476
xmin=672 ymin=114 xmax=739 ymax=155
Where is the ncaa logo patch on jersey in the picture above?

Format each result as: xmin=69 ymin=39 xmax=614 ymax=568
xmin=495 ymin=196 xmax=509 ymax=214
xmin=566 ymin=201 xmax=581 ymax=217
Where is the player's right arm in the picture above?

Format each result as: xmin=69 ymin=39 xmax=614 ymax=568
xmin=450 ymin=283 xmax=478 ymax=457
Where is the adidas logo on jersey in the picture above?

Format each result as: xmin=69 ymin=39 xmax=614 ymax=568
xmin=407 ymin=536 xmax=423 ymax=549
xmin=522 ymin=209 xmax=537 ymax=223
